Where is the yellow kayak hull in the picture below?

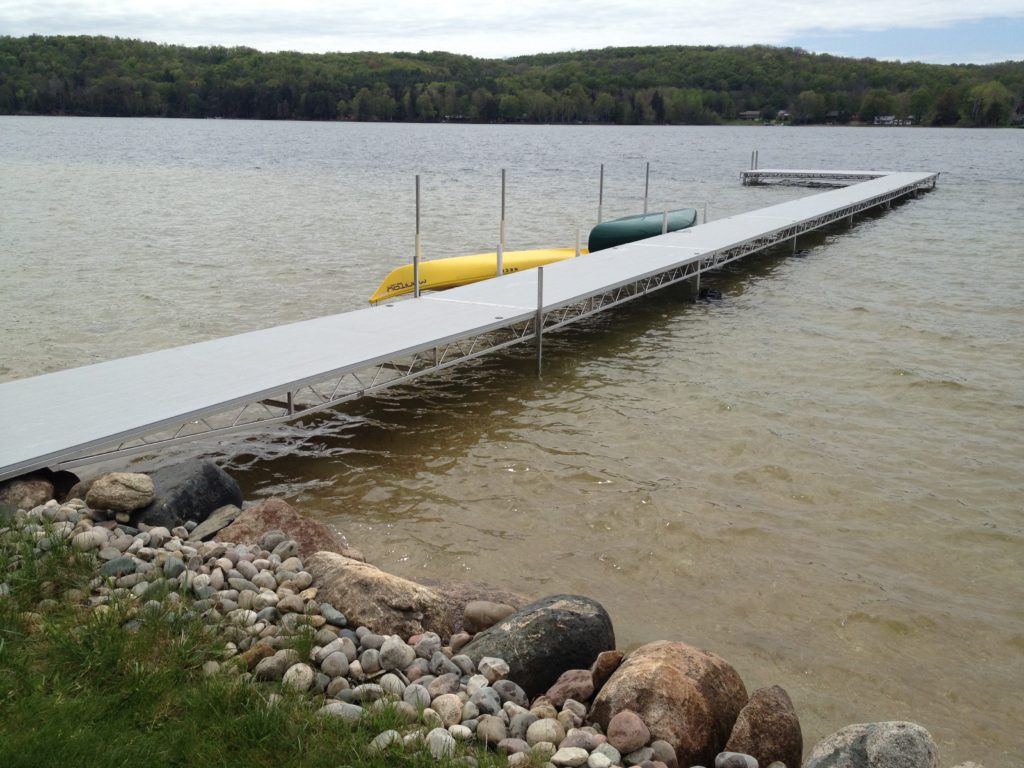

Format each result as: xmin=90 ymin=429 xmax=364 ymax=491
xmin=369 ymin=247 xmax=585 ymax=304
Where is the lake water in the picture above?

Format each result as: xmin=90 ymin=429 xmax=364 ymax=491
xmin=1 ymin=117 xmax=1021 ymax=765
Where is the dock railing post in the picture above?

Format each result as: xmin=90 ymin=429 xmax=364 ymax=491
xmin=496 ymin=241 xmax=503 ymax=277
xmin=643 ymin=161 xmax=650 ymax=215
xmin=661 ymin=211 xmax=669 ymax=234
xmin=500 ymin=168 xmax=507 ymax=253
xmin=702 ymin=203 xmax=708 ymax=223
xmin=695 ymin=261 xmax=701 ymax=302
xmin=414 ymin=174 xmax=422 ymax=298
xmin=536 ymin=267 xmax=544 ymax=379
xmin=575 ymin=228 xmax=581 ymax=257
xmin=598 ymin=163 xmax=604 ymax=223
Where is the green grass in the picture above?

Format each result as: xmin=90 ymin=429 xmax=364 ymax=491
xmin=0 ymin=523 xmax=524 ymax=768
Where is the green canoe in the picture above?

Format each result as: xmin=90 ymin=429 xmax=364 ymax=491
xmin=588 ymin=207 xmax=699 ymax=253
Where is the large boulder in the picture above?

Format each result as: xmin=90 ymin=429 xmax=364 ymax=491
xmin=460 ymin=594 xmax=615 ymax=698
xmin=588 ymin=640 xmax=748 ymax=768
xmin=85 ymin=472 xmax=155 ymax=513
xmin=804 ymin=721 xmax=939 ymax=768
xmin=0 ymin=474 xmax=54 ymax=511
xmin=218 ymin=498 xmax=362 ymax=560
xmin=724 ymin=685 xmax=802 ymax=768
xmin=305 ymin=551 xmax=451 ymax=638
xmin=131 ymin=459 xmax=243 ymax=529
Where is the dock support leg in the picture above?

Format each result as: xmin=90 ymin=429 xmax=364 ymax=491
xmin=414 ymin=175 xmax=422 ymax=298
xmin=536 ymin=267 xmax=544 ymax=379
xmin=792 ymin=236 xmax=798 ymax=254
xmin=695 ymin=262 xmax=701 ymax=301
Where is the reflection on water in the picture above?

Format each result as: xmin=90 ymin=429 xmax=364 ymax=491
xmin=2 ymin=119 xmax=1022 ymax=766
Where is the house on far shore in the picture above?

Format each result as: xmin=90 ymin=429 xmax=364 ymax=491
xmin=873 ymin=115 xmax=916 ymax=126
xmin=738 ymin=110 xmax=762 ymax=121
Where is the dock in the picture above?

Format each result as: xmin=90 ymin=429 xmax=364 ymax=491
xmin=0 ymin=169 xmax=938 ymax=482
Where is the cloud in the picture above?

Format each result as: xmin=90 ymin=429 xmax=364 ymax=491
xmin=1 ymin=0 xmax=1022 ymax=61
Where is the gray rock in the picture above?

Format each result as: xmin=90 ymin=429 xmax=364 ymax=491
xmin=804 ymin=722 xmax=939 ymax=768
xmin=498 ymin=738 xmax=532 ymax=755
xmin=370 ymin=729 xmax=402 ymax=752
xmin=319 ymin=701 xmax=363 ymax=721
xmin=432 ymin=693 xmax=464 ymax=726
xmin=86 ymin=473 xmax=155 ymax=513
xmin=622 ymin=745 xmax=655 ymax=764
xmin=426 ymin=727 xmax=456 ymax=759
xmin=380 ymin=635 xmax=416 ymax=671
xmin=320 ymin=603 xmax=347 ymax=627
xmin=464 ymin=599 xmax=517 ymax=634
xmin=470 ymin=686 xmax=502 ymax=716
xmin=427 ymin=672 xmax=462 ymax=698
xmin=527 ymin=717 xmax=566 ymax=747
xmin=461 ymin=594 xmax=615 ymax=697
xmin=282 ymin=663 xmax=315 ymax=692
xmin=253 ymin=649 xmax=299 ymax=681
xmin=404 ymin=683 xmax=432 ymax=709
xmin=476 ymin=714 xmax=509 ymax=745
xmin=552 ymin=747 xmax=591 ymax=767
xmin=350 ymin=683 xmax=385 ymax=703
xmin=493 ymin=679 xmax=529 ymax=708
xmin=716 ymin=752 xmax=758 ymax=768
xmin=320 ymin=651 xmax=350 ymax=678
xmin=430 ymin=650 xmax=462 ymax=676
xmin=100 ymin=556 xmax=138 ymax=577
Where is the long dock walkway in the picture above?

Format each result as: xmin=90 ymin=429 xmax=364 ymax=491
xmin=0 ymin=170 xmax=938 ymax=482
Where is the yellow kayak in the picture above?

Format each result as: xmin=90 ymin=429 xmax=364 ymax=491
xmin=368 ymin=247 xmax=585 ymax=304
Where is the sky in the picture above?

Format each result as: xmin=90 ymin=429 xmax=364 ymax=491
xmin=1 ymin=0 xmax=1022 ymax=65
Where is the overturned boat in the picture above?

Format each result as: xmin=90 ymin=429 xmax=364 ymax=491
xmin=369 ymin=207 xmax=698 ymax=304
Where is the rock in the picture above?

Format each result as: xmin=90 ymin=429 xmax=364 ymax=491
xmin=187 ymin=504 xmax=242 ymax=541
xmin=253 ymin=649 xmax=300 ymax=681
xmin=319 ymin=701 xmax=363 ymax=721
xmin=716 ymin=752 xmax=758 ymax=768
xmin=588 ymin=752 xmax=613 ymax=768
xmin=527 ymin=717 xmax=566 ymax=747
xmin=132 ymin=460 xmax=242 ymax=529
xmin=218 ymin=498 xmax=362 ymax=560
xmin=0 ymin=474 xmax=54 ymax=510
xmin=432 ymin=693 xmax=464 ymax=727
xmin=100 ymin=556 xmax=138 ymax=577
xmin=546 ymin=668 xmax=596 ymax=707
xmin=85 ymin=472 xmax=154 ymax=512
xmin=552 ymin=747 xmax=591 ymax=767
xmin=804 ymin=721 xmax=939 ymax=768
xmin=493 ymin=679 xmax=529 ymax=708
xmin=651 ymin=740 xmax=679 ymax=768
xmin=416 ymin=576 xmax=531 ymax=634
xmin=282 ymin=662 xmax=315 ymax=692
xmin=608 ymin=709 xmax=650 ymax=754
xmin=588 ymin=640 xmax=748 ymax=768
xmin=476 ymin=714 xmax=509 ymax=745
xmin=461 ymin=594 xmax=616 ymax=698
xmin=370 ymin=729 xmax=402 ymax=752
xmin=426 ymin=727 xmax=456 ymax=759
xmin=591 ymin=649 xmax=625 ymax=692
xmin=464 ymin=600 xmax=517 ymax=634
xmin=72 ymin=528 xmax=108 ymax=551
xmin=305 ymin=551 xmax=451 ymax=638
xmin=725 ymin=685 xmax=801 ymax=768
xmin=478 ymin=656 xmax=510 ymax=683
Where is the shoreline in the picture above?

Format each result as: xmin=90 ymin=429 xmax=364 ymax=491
xmin=0 ymin=462 xmax=983 ymax=768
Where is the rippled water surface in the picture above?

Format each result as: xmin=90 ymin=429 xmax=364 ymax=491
xmin=1 ymin=118 xmax=1022 ymax=765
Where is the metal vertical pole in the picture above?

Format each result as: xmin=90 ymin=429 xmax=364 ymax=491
xmin=695 ymin=261 xmax=701 ymax=301
xmin=643 ymin=161 xmax=650 ymax=215
xmin=755 ymin=150 xmax=759 ymax=169
xmin=535 ymin=267 xmax=544 ymax=378
xmin=414 ymin=175 xmax=421 ymax=298
xmin=598 ymin=163 xmax=604 ymax=223
xmin=500 ymin=168 xmax=507 ymax=252
xmin=702 ymin=203 xmax=707 ymax=224
xmin=575 ymin=228 xmax=581 ymax=257
xmin=661 ymin=211 xmax=668 ymax=234
xmin=750 ymin=151 xmax=755 ymax=170
xmin=497 ymin=241 xmax=504 ymax=277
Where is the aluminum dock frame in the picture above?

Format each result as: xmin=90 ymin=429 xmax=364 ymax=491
xmin=0 ymin=170 xmax=938 ymax=482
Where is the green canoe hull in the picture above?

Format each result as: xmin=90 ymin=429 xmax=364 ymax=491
xmin=588 ymin=207 xmax=698 ymax=253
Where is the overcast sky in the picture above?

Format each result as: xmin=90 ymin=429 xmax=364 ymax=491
xmin=2 ymin=0 xmax=1022 ymax=64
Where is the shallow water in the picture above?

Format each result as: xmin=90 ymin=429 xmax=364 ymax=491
xmin=1 ymin=118 xmax=1022 ymax=765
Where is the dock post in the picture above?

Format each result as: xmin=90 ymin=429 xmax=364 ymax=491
xmin=695 ymin=261 xmax=701 ymax=301
xmin=750 ymin=151 xmax=755 ymax=170
xmin=497 ymin=241 xmax=503 ymax=277
xmin=536 ymin=267 xmax=544 ymax=379
xmin=598 ymin=163 xmax=604 ymax=223
xmin=575 ymin=228 xmax=581 ymax=257
xmin=500 ymin=168 xmax=507 ymax=253
xmin=754 ymin=150 xmax=759 ymax=169
xmin=643 ymin=161 xmax=650 ymax=215
xmin=702 ymin=203 xmax=707 ymax=223
xmin=414 ymin=175 xmax=422 ymax=298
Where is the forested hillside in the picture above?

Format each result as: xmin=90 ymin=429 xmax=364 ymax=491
xmin=1 ymin=35 xmax=1021 ymax=126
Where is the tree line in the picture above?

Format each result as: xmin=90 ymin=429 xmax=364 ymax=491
xmin=1 ymin=35 xmax=1021 ymax=127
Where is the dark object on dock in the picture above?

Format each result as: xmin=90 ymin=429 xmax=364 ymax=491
xmin=588 ymin=207 xmax=698 ymax=253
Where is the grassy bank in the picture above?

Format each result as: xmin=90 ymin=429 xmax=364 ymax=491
xmin=0 ymin=519 xmax=512 ymax=768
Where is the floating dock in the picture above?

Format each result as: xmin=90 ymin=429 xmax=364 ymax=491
xmin=0 ymin=169 xmax=938 ymax=482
